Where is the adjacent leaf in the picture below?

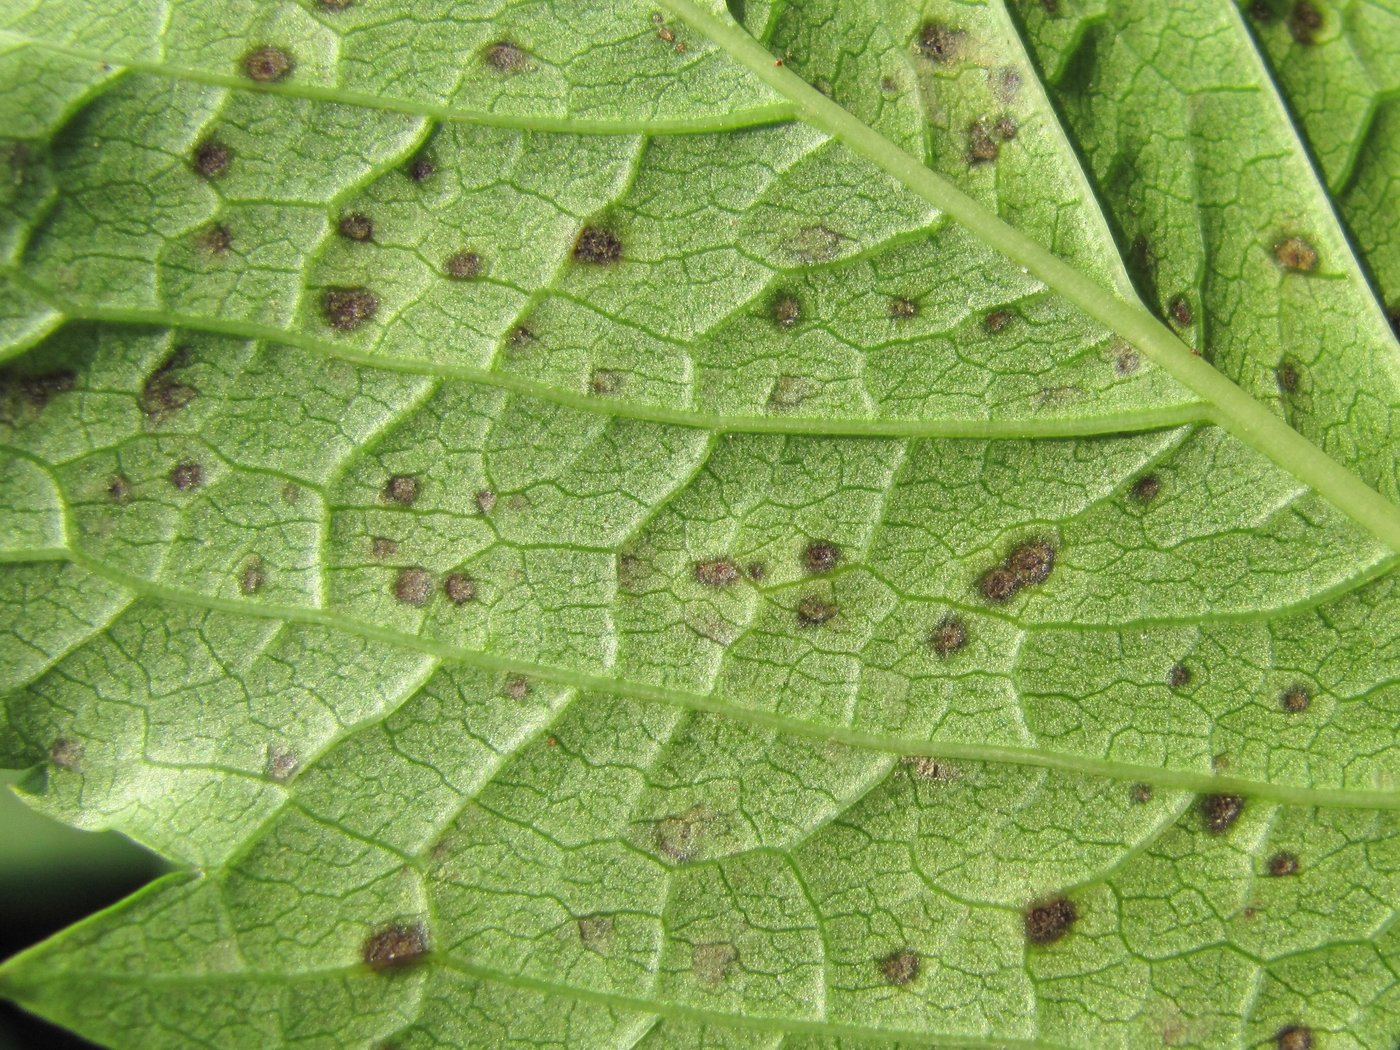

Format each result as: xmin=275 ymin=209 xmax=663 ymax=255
xmin=2 ymin=2 xmax=1399 ymax=1048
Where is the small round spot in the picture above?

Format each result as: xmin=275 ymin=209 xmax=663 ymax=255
xmin=170 ymin=461 xmax=204 ymax=491
xmin=1168 ymin=663 xmax=1192 ymax=689
xmin=323 ymin=287 xmax=379 ymax=332
xmin=107 ymin=474 xmax=131 ymax=503
xmin=1274 ymin=236 xmax=1318 ymax=273
xmin=483 ymin=40 xmax=532 ymax=74
xmin=589 ymin=369 xmax=623 ymax=395
xmin=1287 ymin=1 xmax=1323 ymax=43
xmin=773 ymin=294 xmax=801 ymax=328
xmin=444 ymin=572 xmax=476 ymax=605
xmin=1277 ymin=360 xmax=1301 ymax=393
xmin=797 ymin=594 xmax=836 ymax=627
xmin=746 ymin=561 xmax=767 ymax=582
xmin=889 ymin=297 xmax=919 ymax=319
xmin=577 ymin=913 xmax=614 ymax=956
xmin=573 ymin=226 xmax=622 ymax=265
xmin=1280 ymin=684 xmax=1310 ymax=713
xmin=242 ymin=45 xmax=294 ymax=83
xmin=382 ymin=475 xmax=418 ymax=506
xmin=475 ymin=489 xmax=497 ymax=514
xmin=240 ymin=556 xmax=266 ymax=595
xmin=1130 ymin=783 xmax=1153 ymax=804
xmin=503 ymin=674 xmax=530 ymax=700
xmin=802 ymin=541 xmax=842 ymax=575
xmin=1130 ymin=475 xmax=1161 ymax=503
xmin=879 ymin=949 xmax=920 ymax=985
xmin=929 ymin=614 xmax=967 ymax=658
xmin=265 ymin=746 xmax=298 ymax=781
xmin=362 ymin=922 xmax=428 ymax=971
xmin=983 ymin=309 xmax=1012 ymax=334
xmin=1024 ymin=897 xmax=1077 ymax=944
xmin=1267 ymin=851 xmax=1300 ymax=877
xmin=1275 ymin=1025 xmax=1313 ymax=1050
xmin=192 ymin=139 xmax=232 ymax=180
xmin=394 ymin=567 xmax=433 ymax=607
xmin=445 ymin=251 xmax=482 ymax=280
xmin=338 ymin=213 xmax=374 ymax=242
xmin=1169 ymin=295 xmax=1193 ymax=326
xmin=979 ymin=566 xmax=1020 ymax=604
xmin=197 ymin=223 xmax=232 ymax=255
xmin=915 ymin=21 xmax=964 ymax=63
xmin=966 ymin=119 xmax=999 ymax=165
xmin=694 ymin=557 xmax=739 ymax=588
xmin=371 ymin=536 xmax=398 ymax=559
xmin=1201 ymin=793 xmax=1245 ymax=835
xmin=407 ymin=155 xmax=436 ymax=182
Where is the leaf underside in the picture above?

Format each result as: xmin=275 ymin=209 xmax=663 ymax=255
xmin=2 ymin=1 xmax=1400 ymax=1047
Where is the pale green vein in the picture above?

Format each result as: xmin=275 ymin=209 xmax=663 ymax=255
xmin=659 ymin=0 xmax=1400 ymax=557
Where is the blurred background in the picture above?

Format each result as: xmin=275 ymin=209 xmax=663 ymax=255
xmin=0 ymin=770 xmax=167 ymax=1049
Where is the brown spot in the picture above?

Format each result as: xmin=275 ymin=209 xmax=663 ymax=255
xmin=1287 ymin=1 xmax=1323 ymax=44
xmin=140 ymin=349 xmax=198 ymax=418
xmin=915 ymin=21 xmax=964 ymax=63
xmin=1388 ymin=304 xmax=1400 ymax=338
xmin=281 ymin=482 xmax=300 ymax=503
xmin=407 ymin=155 xmax=436 ymax=182
xmin=394 ymin=567 xmax=433 ymax=607
xmin=170 ymin=461 xmax=204 ymax=491
xmin=929 ymin=614 xmax=967 ymax=658
xmin=979 ymin=566 xmax=1020 ymax=604
xmin=746 ymin=561 xmax=768 ymax=582
xmin=444 ymin=572 xmax=476 ymax=605
xmin=445 ymin=251 xmax=482 ymax=280
xmin=573 ymin=226 xmax=622 ymax=265
xmin=242 ymin=46 xmax=294 ymax=83
xmin=265 ymin=746 xmax=298 ymax=781
xmin=694 ymin=557 xmax=739 ymax=588
xmin=240 ymin=556 xmax=266 ymax=595
xmin=362 ymin=922 xmax=429 ymax=971
xmin=773 ymin=293 xmax=801 ymax=328
xmin=1274 ymin=236 xmax=1318 ymax=273
xmin=508 ymin=325 xmax=535 ymax=349
xmin=967 ymin=118 xmax=999 ymax=165
xmin=7 ymin=369 xmax=76 ymax=409
xmin=879 ymin=949 xmax=920 ymax=985
xmin=888 ymin=297 xmax=919 ymax=319
xmin=1267 ymin=851 xmax=1300 ymax=877
xmin=50 ymin=737 xmax=83 ymax=771
xmin=1201 ymin=793 xmax=1245 ymax=835
xmin=577 ymin=914 xmax=614 ymax=956
xmin=338 ymin=213 xmax=374 ymax=242
xmin=382 ymin=475 xmax=418 ymax=506
xmin=371 ymin=537 xmax=398 ymax=559
xmin=797 ymin=594 xmax=837 ymax=627
xmin=589 ymin=369 xmax=623 ymax=395
xmin=880 ymin=75 xmax=899 ymax=94
xmin=983 ymin=309 xmax=1012 ymax=334
xmin=196 ymin=223 xmax=232 ymax=255
xmin=192 ymin=139 xmax=231 ymax=179
xmin=995 ymin=115 xmax=1018 ymax=140
xmin=905 ymin=755 xmax=959 ymax=782
xmin=475 ymin=489 xmax=497 ymax=514
xmin=503 ymin=674 xmax=530 ymax=700
xmin=1169 ymin=295 xmax=1193 ymax=327
xmin=1131 ymin=475 xmax=1161 ymax=503
xmin=655 ymin=805 xmax=709 ymax=862
xmin=107 ymin=474 xmax=131 ymax=503
xmin=788 ymin=224 xmax=843 ymax=263
xmin=1024 ymin=898 xmax=1077 ymax=944
xmin=1131 ymin=783 xmax=1154 ymax=804
xmin=484 ymin=40 xmax=531 ymax=74
xmin=323 ymin=287 xmax=379 ymax=331
xmin=1277 ymin=360 xmax=1301 ymax=394
xmin=1275 ymin=1026 xmax=1313 ymax=1050
xmin=1280 ymin=684 xmax=1310 ymax=713
xmin=802 ymin=541 xmax=842 ymax=575
xmin=1249 ymin=0 xmax=1277 ymax=21
xmin=1042 ymin=0 xmax=1062 ymax=13
xmin=317 ymin=0 xmax=353 ymax=10
xmin=691 ymin=941 xmax=736 ymax=987
xmin=768 ymin=374 xmax=816 ymax=411
xmin=1168 ymin=663 xmax=1192 ymax=689
xmin=1112 ymin=345 xmax=1141 ymax=375
xmin=1007 ymin=540 xmax=1055 ymax=587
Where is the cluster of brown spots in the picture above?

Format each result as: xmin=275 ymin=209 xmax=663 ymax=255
xmin=651 ymin=13 xmax=687 ymax=54
xmin=196 ymin=223 xmax=232 ymax=255
xmin=654 ymin=805 xmax=710 ymax=862
xmin=170 ymin=461 xmax=204 ymax=491
xmin=1276 ymin=359 xmax=1301 ymax=394
xmin=1267 ymin=851 xmax=1300 ymax=877
xmin=1131 ymin=475 xmax=1161 ymax=503
xmin=362 ymin=922 xmax=429 ymax=971
xmin=1274 ymin=236 xmax=1318 ymax=273
xmin=192 ymin=139 xmax=231 ymax=179
xmin=483 ymin=40 xmax=531 ymax=74
xmin=983 ymin=309 xmax=1012 ymax=334
xmin=802 ymin=540 xmax=841 ymax=575
xmin=408 ymin=154 xmax=436 ymax=182
xmin=240 ymin=556 xmax=266 ymax=595
xmin=1131 ymin=783 xmax=1154 ymax=804
xmin=443 ymin=572 xmax=476 ymax=605
xmin=888 ymin=297 xmax=919 ymax=319
xmin=503 ymin=674 xmax=530 ymax=700
xmin=573 ymin=226 xmax=622 ymax=265
xmin=338 ymin=213 xmax=374 ymax=242
xmin=797 ymin=594 xmax=837 ymax=627
xmin=140 ymin=348 xmax=198 ymax=418
xmin=692 ymin=941 xmax=737 ymax=987
xmin=475 ymin=489 xmax=497 ymax=514
xmin=242 ymin=46 xmax=294 ymax=83
xmin=929 ymin=614 xmax=968 ymax=658
xmin=1024 ymin=897 xmax=1077 ymax=944
xmin=394 ymin=567 xmax=433 ymax=606
xmin=980 ymin=540 xmax=1056 ymax=603
xmin=1287 ymin=1 xmax=1323 ymax=43
xmin=323 ymin=287 xmax=379 ymax=331
xmin=50 ymin=737 xmax=84 ymax=771
xmin=577 ymin=913 xmax=614 ymax=956
xmin=589 ymin=368 xmax=623 ymax=395
xmin=915 ymin=21 xmax=964 ymax=63
xmin=265 ymin=746 xmax=298 ymax=782
xmin=1275 ymin=1025 xmax=1313 ymax=1050
xmin=904 ymin=755 xmax=958 ymax=782
xmin=1201 ymin=793 xmax=1244 ymax=835
xmin=382 ymin=474 xmax=418 ymax=505
xmin=1168 ymin=295 xmax=1193 ymax=327
xmin=1167 ymin=663 xmax=1192 ymax=689
xmin=773 ymin=293 xmax=801 ymax=328
xmin=445 ymin=251 xmax=482 ymax=280
xmin=1279 ymin=683 xmax=1310 ymax=713
xmin=879 ymin=949 xmax=920 ymax=985
xmin=107 ymin=474 xmax=132 ymax=503
xmin=966 ymin=116 xmax=1018 ymax=165
xmin=694 ymin=557 xmax=739 ymax=588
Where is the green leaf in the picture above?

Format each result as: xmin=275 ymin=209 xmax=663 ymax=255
xmin=2 ymin=1 xmax=1399 ymax=1047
